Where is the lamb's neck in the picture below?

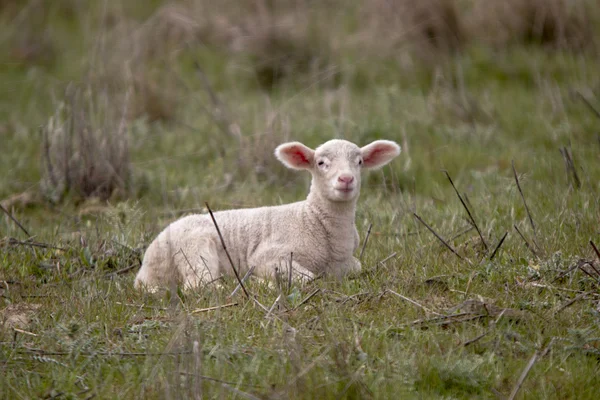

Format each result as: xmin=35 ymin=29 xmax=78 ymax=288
xmin=305 ymin=191 xmax=357 ymax=230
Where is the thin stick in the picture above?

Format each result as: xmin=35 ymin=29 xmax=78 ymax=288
xmin=13 ymin=328 xmax=37 ymax=337
xmin=578 ymin=263 xmax=600 ymax=283
xmin=205 ymin=202 xmax=249 ymax=298
xmin=589 ymin=241 xmax=600 ymax=275
xmin=115 ymin=302 xmax=169 ymax=311
xmin=508 ymin=339 xmax=555 ymax=400
xmin=7 ymin=238 xmax=66 ymax=251
xmin=575 ymin=90 xmax=600 ymax=120
xmin=554 ymin=293 xmax=589 ymax=315
xmin=288 ymin=252 xmax=293 ymax=293
xmin=463 ymin=330 xmax=490 ymax=347
xmin=512 ymin=161 xmax=537 ymax=238
xmin=413 ymin=213 xmax=463 ymax=260
xmin=489 ymin=231 xmax=508 ymax=260
xmin=514 ymin=225 xmax=537 ymax=257
xmin=190 ymin=302 xmax=238 ymax=314
xmin=105 ymin=264 xmax=137 ymax=277
xmin=359 ymin=223 xmax=372 ymax=260
xmin=230 ymin=265 xmax=256 ymax=298
xmin=559 ymin=147 xmax=581 ymax=189
xmin=292 ymin=289 xmax=321 ymax=310
xmin=0 ymin=203 xmax=31 ymax=237
xmin=443 ymin=170 xmax=488 ymax=250
xmin=386 ymin=289 xmax=442 ymax=316
xmin=265 ymin=294 xmax=282 ymax=318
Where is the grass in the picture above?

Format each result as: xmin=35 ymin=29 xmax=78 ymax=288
xmin=1 ymin=1 xmax=600 ymax=399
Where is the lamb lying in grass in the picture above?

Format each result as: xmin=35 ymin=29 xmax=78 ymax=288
xmin=134 ymin=139 xmax=401 ymax=290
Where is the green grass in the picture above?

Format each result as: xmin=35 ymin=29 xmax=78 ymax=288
xmin=2 ymin=1 xmax=600 ymax=399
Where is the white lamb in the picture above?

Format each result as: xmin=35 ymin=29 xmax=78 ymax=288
xmin=134 ymin=139 xmax=401 ymax=290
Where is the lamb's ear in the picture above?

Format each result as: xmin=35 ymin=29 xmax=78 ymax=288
xmin=361 ymin=140 xmax=401 ymax=169
xmin=275 ymin=142 xmax=315 ymax=170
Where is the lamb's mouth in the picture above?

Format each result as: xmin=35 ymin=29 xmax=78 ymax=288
xmin=335 ymin=187 xmax=355 ymax=193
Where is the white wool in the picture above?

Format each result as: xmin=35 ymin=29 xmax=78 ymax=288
xmin=134 ymin=139 xmax=401 ymax=290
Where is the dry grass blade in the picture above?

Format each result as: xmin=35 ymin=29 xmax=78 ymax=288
xmin=514 ymin=224 xmax=538 ymax=258
xmin=508 ymin=339 xmax=555 ymax=400
xmin=589 ymin=241 xmax=600 ymax=275
xmin=554 ymin=292 xmax=590 ymax=315
xmin=559 ymin=147 xmax=581 ymax=189
xmin=292 ymin=289 xmax=321 ymax=310
xmin=489 ymin=231 xmax=508 ymax=260
xmin=359 ymin=223 xmax=373 ymax=260
xmin=512 ymin=161 xmax=538 ymax=241
xmin=463 ymin=330 xmax=490 ymax=347
xmin=0 ymin=203 xmax=31 ymax=237
xmin=577 ymin=262 xmax=600 ymax=284
xmin=575 ymin=90 xmax=600 ymax=120
xmin=190 ymin=303 xmax=238 ymax=314
xmin=230 ymin=265 xmax=256 ymax=298
xmin=413 ymin=213 xmax=464 ymax=260
xmin=385 ymin=289 xmax=442 ymax=316
xmin=205 ymin=202 xmax=249 ymax=298
xmin=7 ymin=238 xmax=64 ymax=250
xmin=443 ymin=170 xmax=487 ymax=250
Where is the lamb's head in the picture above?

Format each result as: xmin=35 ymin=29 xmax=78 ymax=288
xmin=275 ymin=139 xmax=401 ymax=203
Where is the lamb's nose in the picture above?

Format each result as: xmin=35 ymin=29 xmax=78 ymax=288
xmin=338 ymin=175 xmax=354 ymax=184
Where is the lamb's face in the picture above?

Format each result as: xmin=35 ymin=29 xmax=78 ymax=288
xmin=313 ymin=140 xmax=363 ymax=202
xmin=275 ymin=139 xmax=401 ymax=203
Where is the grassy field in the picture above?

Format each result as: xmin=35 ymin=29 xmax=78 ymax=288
xmin=1 ymin=1 xmax=600 ymax=398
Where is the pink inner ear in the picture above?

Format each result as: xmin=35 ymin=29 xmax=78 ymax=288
xmin=363 ymin=146 xmax=391 ymax=167
xmin=285 ymin=146 xmax=312 ymax=167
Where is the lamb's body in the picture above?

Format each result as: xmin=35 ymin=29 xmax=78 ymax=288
xmin=136 ymin=196 xmax=360 ymax=289
xmin=135 ymin=139 xmax=400 ymax=290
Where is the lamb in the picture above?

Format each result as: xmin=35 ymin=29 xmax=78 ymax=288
xmin=134 ymin=139 xmax=401 ymax=290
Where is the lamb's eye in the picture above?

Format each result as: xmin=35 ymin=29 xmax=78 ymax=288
xmin=358 ymin=159 xmax=363 ymax=165
xmin=318 ymin=161 xmax=325 ymax=166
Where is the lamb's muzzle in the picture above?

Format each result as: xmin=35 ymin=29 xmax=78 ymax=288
xmin=135 ymin=139 xmax=401 ymax=291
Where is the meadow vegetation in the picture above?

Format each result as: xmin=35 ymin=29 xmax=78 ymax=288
xmin=1 ymin=0 xmax=600 ymax=398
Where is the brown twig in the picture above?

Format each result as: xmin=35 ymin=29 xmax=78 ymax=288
xmin=105 ymin=264 xmax=138 ymax=277
xmin=443 ymin=170 xmax=488 ymax=250
xmin=508 ymin=339 xmax=555 ymax=400
xmin=413 ymin=213 xmax=464 ymax=260
xmin=7 ymin=238 xmax=65 ymax=251
xmin=359 ymin=223 xmax=372 ymax=260
xmin=0 ymin=204 xmax=31 ymax=237
xmin=575 ymin=90 xmax=600 ymax=120
xmin=554 ymin=292 xmax=590 ymax=315
xmin=292 ymin=289 xmax=321 ymax=310
xmin=230 ymin=265 xmax=256 ymax=298
xmin=514 ymin=225 xmax=538 ymax=258
xmin=385 ymin=289 xmax=442 ymax=316
xmin=512 ymin=161 xmax=538 ymax=243
xmin=489 ymin=231 xmax=508 ymax=260
xmin=559 ymin=147 xmax=581 ymax=189
xmin=190 ymin=302 xmax=238 ymax=314
xmin=288 ymin=252 xmax=293 ymax=293
xmin=205 ymin=202 xmax=249 ymax=299
xmin=577 ymin=262 xmax=600 ymax=284
xmin=115 ymin=302 xmax=169 ymax=311
xmin=463 ymin=330 xmax=490 ymax=347
xmin=589 ymin=241 xmax=600 ymax=275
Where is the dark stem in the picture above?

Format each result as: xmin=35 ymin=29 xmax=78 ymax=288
xmin=359 ymin=223 xmax=372 ymax=260
xmin=443 ymin=170 xmax=488 ymax=250
xmin=489 ymin=232 xmax=508 ymax=260
xmin=413 ymin=213 xmax=463 ymax=260
xmin=205 ymin=202 xmax=250 ymax=298
xmin=0 ymin=204 xmax=31 ymax=237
